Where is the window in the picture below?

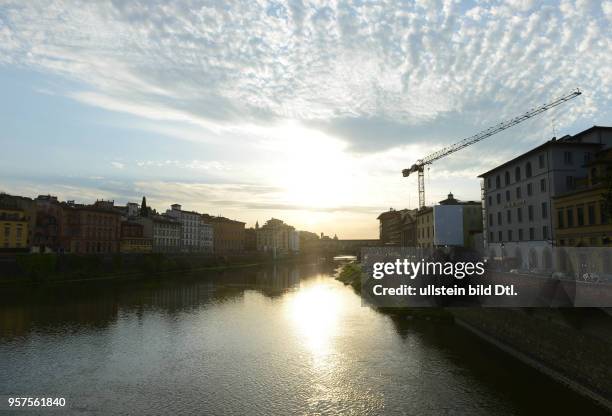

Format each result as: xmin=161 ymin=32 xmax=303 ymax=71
xmin=497 ymin=193 xmax=501 ymax=204
xmin=526 ymin=162 xmax=532 ymax=177
xmin=490 ymin=231 xmax=494 ymax=242
xmin=558 ymin=210 xmax=564 ymax=228
xmin=538 ymin=154 xmax=545 ymax=168
xmin=577 ymin=206 xmax=584 ymax=226
xmin=529 ymin=227 xmax=535 ymax=240
xmin=517 ymin=207 xmax=523 ymax=222
xmin=540 ymin=178 xmax=546 ymax=192
xmin=487 ymin=177 xmax=492 ymax=189
xmin=515 ymin=166 xmax=521 ymax=181
xmin=507 ymin=210 xmax=511 ymax=224
xmin=528 ymin=205 xmax=534 ymax=221
xmin=584 ymin=152 xmax=592 ymax=163
xmin=505 ymin=171 xmax=510 ymax=185
xmin=542 ymin=202 xmax=548 ymax=219
xmin=543 ymin=226 xmax=548 ymax=240
xmin=601 ymin=202 xmax=608 ymax=224
xmin=566 ymin=176 xmax=574 ymax=190
xmin=508 ymin=230 xmax=513 ymax=241
xmin=497 ymin=212 xmax=502 ymax=225
xmin=489 ymin=214 xmax=493 ymax=226
xmin=496 ymin=175 xmax=501 ymax=188
xmin=498 ymin=231 xmax=503 ymax=242
xmin=488 ymin=196 xmax=493 ymax=206
xmin=567 ymin=208 xmax=574 ymax=227
xmin=588 ymin=205 xmax=595 ymax=225
xmin=527 ymin=183 xmax=533 ymax=196
xmin=516 ymin=187 xmax=521 ymax=198
xmin=505 ymin=190 xmax=510 ymax=202
xmin=518 ymin=229 xmax=523 ymax=240
xmin=564 ymin=151 xmax=572 ymax=165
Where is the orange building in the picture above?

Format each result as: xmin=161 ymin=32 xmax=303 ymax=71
xmin=61 ymin=200 xmax=121 ymax=254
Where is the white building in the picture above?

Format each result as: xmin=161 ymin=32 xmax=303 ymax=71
xmin=479 ymin=126 xmax=612 ymax=270
xmin=199 ymin=218 xmax=214 ymax=254
xmin=166 ymin=204 xmax=213 ymax=253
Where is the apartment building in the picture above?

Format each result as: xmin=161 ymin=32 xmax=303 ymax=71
xmin=166 ymin=204 xmax=207 ymax=253
xmin=479 ymin=126 xmax=612 ymax=270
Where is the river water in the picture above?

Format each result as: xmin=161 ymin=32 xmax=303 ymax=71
xmin=0 ymin=263 xmax=607 ymax=415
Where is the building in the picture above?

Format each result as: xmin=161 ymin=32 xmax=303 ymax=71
xmin=0 ymin=193 xmax=36 ymax=250
xmin=33 ymin=195 xmax=64 ymax=253
xmin=415 ymin=194 xmax=482 ymax=249
xmin=436 ymin=193 xmax=483 ymax=248
xmin=400 ymin=209 xmax=418 ymax=247
xmin=479 ymin=126 xmax=612 ymax=270
xmin=61 ymin=200 xmax=121 ymax=254
xmin=203 ymin=215 xmax=243 ymax=254
xmin=553 ymin=148 xmax=612 ymax=248
xmin=199 ymin=218 xmax=214 ymax=254
xmin=377 ymin=208 xmax=404 ymax=245
xmin=245 ymin=226 xmax=258 ymax=251
xmin=416 ymin=207 xmax=434 ymax=248
xmin=126 ymin=202 xmax=140 ymax=218
xmin=135 ymin=214 xmax=183 ymax=253
xmin=120 ymin=221 xmax=152 ymax=253
xmin=257 ymin=218 xmax=299 ymax=255
xmin=298 ymin=230 xmax=321 ymax=253
xmin=0 ymin=208 xmax=28 ymax=252
xmin=166 ymin=204 xmax=208 ymax=253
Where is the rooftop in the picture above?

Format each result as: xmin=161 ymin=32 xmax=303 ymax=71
xmin=478 ymin=126 xmax=612 ymax=178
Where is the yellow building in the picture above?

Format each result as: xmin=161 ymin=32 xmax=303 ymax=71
xmin=0 ymin=208 xmax=29 ymax=250
xmin=553 ymin=185 xmax=610 ymax=247
xmin=119 ymin=238 xmax=153 ymax=253
xmin=553 ymin=148 xmax=612 ymax=247
xmin=416 ymin=207 xmax=434 ymax=248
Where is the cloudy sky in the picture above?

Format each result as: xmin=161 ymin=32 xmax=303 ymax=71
xmin=0 ymin=0 xmax=610 ymax=238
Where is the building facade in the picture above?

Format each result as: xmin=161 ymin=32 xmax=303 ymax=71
xmin=61 ymin=200 xmax=121 ymax=254
xmin=399 ymin=209 xmax=418 ymax=247
xmin=199 ymin=217 xmax=214 ymax=254
xmin=0 ymin=193 xmax=36 ymax=250
xmin=245 ymin=227 xmax=258 ymax=251
xmin=377 ymin=209 xmax=403 ymax=245
xmin=479 ymin=126 xmax=612 ymax=270
xmin=553 ymin=148 xmax=612 ymax=247
xmin=257 ymin=218 xmax=299 ymax=255
xmin=416 ymin=207 xmax=434 ymax=248
xmin=0 ymin=208 xmax=28 ymax=251
xmin=166 ymin=204 xmax=207 ymax=253
xmin=34 ymin=195 xmax=64 ymax=253
xmin=204 ymin=216 xmax=244 ymax=254
xmin=120 ymin=221 xmax=153 ymax=253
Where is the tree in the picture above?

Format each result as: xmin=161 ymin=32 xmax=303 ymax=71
xmin=141 ymin=196 xmax=149 ymax=217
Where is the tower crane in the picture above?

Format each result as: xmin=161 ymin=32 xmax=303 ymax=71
xmin=402 ymin=89 xmax=582 ymax=209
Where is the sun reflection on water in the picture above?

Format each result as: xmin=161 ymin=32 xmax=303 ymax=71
xmin=285 ymin=277 xmax=345 ymax=359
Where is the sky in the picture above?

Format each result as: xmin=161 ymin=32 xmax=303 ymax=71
xmin=0 ymin=0 xmax=611 ymax=239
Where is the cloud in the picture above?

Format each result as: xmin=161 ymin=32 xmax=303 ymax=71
xmin=110 ymin=161 xmax=125 ymax=169
xmin=0 ymin=0 xmax=609 ymax=152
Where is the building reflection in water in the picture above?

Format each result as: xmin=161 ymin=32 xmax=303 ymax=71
xmin=0 ymin=263 xmax=310 ymax=339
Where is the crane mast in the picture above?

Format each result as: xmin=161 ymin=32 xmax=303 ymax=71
xmin=402 ymin=89 xmax=582 ymax=209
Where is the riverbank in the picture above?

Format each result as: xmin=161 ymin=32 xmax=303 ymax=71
xmin=0 ymin=252 xmax=321 ymax=287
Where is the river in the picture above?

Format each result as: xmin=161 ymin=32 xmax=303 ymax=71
xmin=0 ymin=263 xmax=607 ymax=415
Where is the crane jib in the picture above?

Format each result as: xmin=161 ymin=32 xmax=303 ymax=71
xmin=401 ymin=88 xmax=582 ymax=209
